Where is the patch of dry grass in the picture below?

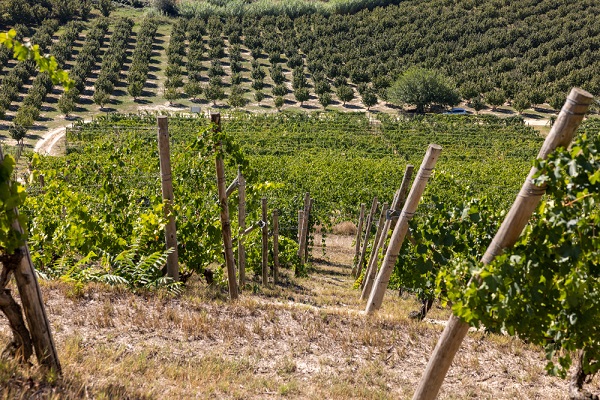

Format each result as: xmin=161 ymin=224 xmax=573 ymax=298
xmin=0 ymin=234 xmax=591 ymax=399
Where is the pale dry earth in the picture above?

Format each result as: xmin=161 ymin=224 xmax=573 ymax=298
xmin=1 ymin=234 xmax=593 ymax=399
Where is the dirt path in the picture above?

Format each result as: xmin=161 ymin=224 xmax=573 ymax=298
xmin=1 ymin=234 xmax=582 ymax=399
xmin=34 ymin=125 xmax=67 ymax=156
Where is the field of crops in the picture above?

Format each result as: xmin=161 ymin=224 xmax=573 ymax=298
xmin=24 ymin=112 xmax=548 ymax=283
xmin=2 ymin=0 xmax=600 ymax=154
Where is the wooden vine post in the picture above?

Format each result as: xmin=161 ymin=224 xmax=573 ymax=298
xmin=352 ymin=203 xmax=366 ymax=274
xmin=0 ymin=147 xmax=61 ymax=372
xmin=237 ymin=169 xmax=246 ymax=289
xmin=412 ymin=88 xmax=593 ymax=400
xmin=365 ymin=145 xmax=442 ymax=314
xmin=361 ymin=164 xmax=414 ymax=300
xmin=359 ymin=202 xmax=389 ymax=290
xmin=297 ymin=192 xmax=311 ymax=260
xmin=157 ymin=116 xmax=179 ymax=281
xmin=273 ymin=210 xmax=280 ymax=284
xmin=304 ymin=198 xmax=314 ymax=262
xmin=212 ymin=113 xmax=238 ymax=300
xmin=261 ymin=197 xmax=269 ymax=285
xmin=354 ymin=197 xmax=378 ymax=278
xmin=297 ymin=210 xmax=303 ymax=242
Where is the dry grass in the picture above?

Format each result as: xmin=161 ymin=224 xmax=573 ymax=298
xmin=0 ymin=234 xmax=594 ymax=399
xmin=331 ymin=221 xmax=358 ymax=236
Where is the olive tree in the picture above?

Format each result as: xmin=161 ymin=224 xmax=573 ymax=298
xmin=387 ymin=67 xmax=459 ymax=113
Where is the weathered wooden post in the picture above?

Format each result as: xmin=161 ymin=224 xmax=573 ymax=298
xmin=212 ymin=113 xmax=238 ymax=300
xmin=0 ymin=147 xmax=61 ymax=372
xmin=261 ymin=197 xmax=269 ymax=285
xmin=366 ymin=145 xmax=442 ymax=314
xmin=304 ymin=198 xmax=314 ymax=262
xmin=412 ymin=88 xmax=593 ymax=400
xmin=354 ymin=197 xmax=378 ymax=278
xmin=360 ymin=202 xmax=389 ymax=290
xmin=361 ymin=164 xmax=414 ymax=300
xmin=273 ymin=209 xmax=280 ymax=284
xmin=352 ymin=203 xmax=366 ymax=274
xmin=237 ymin=169 xmax=246 ymax=289
xmin=297 ymin=192 xmax=311 ymax=259
xmin=157 ymin=116 xmax=179 ymax=281
xmin=297 ymin=210 xmax=303 ymax=242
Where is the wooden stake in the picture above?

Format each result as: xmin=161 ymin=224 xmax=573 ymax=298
xmin=304 ymin=198 xmax=314 ymax=262
xmin=361 ymin=165 xmax=414 ymax=300
xmin=237 ymin=169 xmax=246 ymax=289
xmin=297 ymin=210 xmax=303 ymax=242
xmin=212 ymin=113 xmax=238 ymax=300
xmin=0 ymin=147 xmax=60 ymax=372
xmin=296 ymin=210 xmax=305 ymax=275
xmin=355 ymin=197 xmax=378 ymax=278
xmin=273 ymin=209 xmax=280 ymax=284
xmin=261 ymin=197 xmax=269 ymax=285
xmin=360 ymin=202 xmax=388 ymax=292
xmin=226 ymin=176 xmax=239 ymax=197
xmin=297 ymin=192 xmax=311 ymax=259
xmin=366 ymin=144 xmax=442 ymax=314
xmin=352 ymin=203 xmax=366 ymax=276
xmin=412 ymin=88 xmax=593 ymax=400
xmin=157 ymin=116 xmax=179 ymax=281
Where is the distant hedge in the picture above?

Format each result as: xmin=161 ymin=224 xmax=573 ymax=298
xmin=178 ymin=0 xmax=403 ymax=18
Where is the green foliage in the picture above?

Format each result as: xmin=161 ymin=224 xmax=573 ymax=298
xmin=97 ymin=0 xmax=113 ymax=17
xmin=439 ymin=133 xmax=600 ymax=378
xmin=228 ymin=85 xmax=247 ymax=108
xmin=8 ymin=124 xmax=27 ymax=144
xmin=512 ymin=93 xmax=531 ymax=114
xmin=0 ymin=154 xmax=27 ymax=254
xmin=178 ymin=0 xmax=402 ymax=19
xmin=274 ymin=96 xmax=284 ymax=111
xmin=254 ymin=90 xmax=265 ymax=105
xmin=93 ymin=89 xmax=110 ymax=109
xmin=336 ymin=85 xmax=354 ymax=105
xmin=272 ymin=84 xmax=288 ymax=97
xmin=94 ymin=18 xmax=133 ymax=100
xmin=318 ymin=92 xmax=332 ymax=109
xmin=205 ymin=83 xmax=225 ymax=105
xmin=361 ymin=89 xmax=377 ymax=110
xmin=58 ymin=90 xmax=77 ymax=116
xmin=392 ymin=176 xmax=503 ymax=300
xmin=184 ymin=81 xmax=203 ymax=101
xmin=127 ymin=17 xmax=158 ymax=101
xmin=27 ymin=116 xmax=251 ymax=281
xmin=387 ymin=67 xmax=459 ymax=113
xmin=294 ymin=87 xmax=310 ymax=106
xmin=244 ymin=230 xmax=300 ymax=278
xmin=44 ymin=245 xmax=181 ymax=294
xmin=485 ymin=90 xmax=505 ymax=110
xmin=0 ymin=29 xmax=72 ymax=90
xmin=153 ymin=0 xmax=178 ymax=16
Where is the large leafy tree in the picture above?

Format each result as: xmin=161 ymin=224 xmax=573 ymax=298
xmin=387 ymin=67 xmax=460 ymax=113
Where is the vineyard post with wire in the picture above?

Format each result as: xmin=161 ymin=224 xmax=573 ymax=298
xmin=366 ymin=144 xmax=442 ymax=314
xmin=355 ymin=197 xmax=378 ymax=279
xmin=353 ymin=203 xmax=366 ymax=274
xmin=212 ymin=113 xmax=238 ymax=300
xmin=304 ymin=198 xmax=314 ymax=262
xmin=262 ymin=197 xmax=269 ymax=285
xmin=273 ymin=209 xmax=280 ymax=284
xmin=360 ymin=202 xmax=389 ymax=291
xmin=298 ymin=192 xmax=311 ymax=259
xmin=157 ymin=116 xmax=179 ymax=281
xmin=0 ymin=146 xmax=61 ymax=373
xmin=412 ymin=87 xmax=593 ymax=400
xmin=238 ymin=168 xmax=246 ymax=289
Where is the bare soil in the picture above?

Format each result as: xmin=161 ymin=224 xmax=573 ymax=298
xmin=1 ymin=234 xmax=594 ymax=399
